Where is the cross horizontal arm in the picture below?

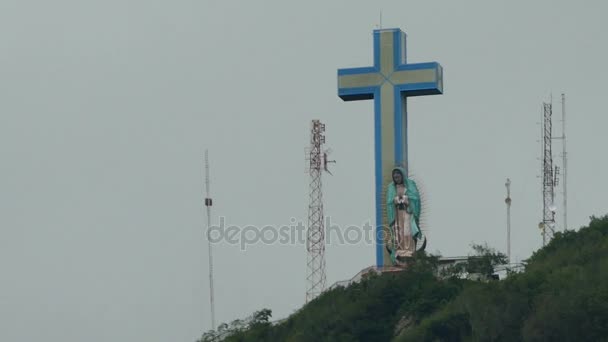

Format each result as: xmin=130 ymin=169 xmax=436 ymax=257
xmin=338 ymin=67 xmax=383 ymax=101
xmin=390 ymin=62 xmax=443 ymax=96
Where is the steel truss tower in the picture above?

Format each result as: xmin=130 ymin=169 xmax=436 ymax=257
xmin=306 ymin=120 xmax=333 ymax=303
xmin=540 ymin=103 xmax=559 ymax=246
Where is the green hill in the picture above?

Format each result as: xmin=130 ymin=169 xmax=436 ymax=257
xmin=199 ymin=215 xmax=608 ymax=342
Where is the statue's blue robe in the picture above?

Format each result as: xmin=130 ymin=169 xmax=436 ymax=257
xmin=386 ymin=167 xmax=422 ymax=263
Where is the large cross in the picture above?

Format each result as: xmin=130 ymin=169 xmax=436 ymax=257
xmin=337 ymin=28 xmax=443 ymax=267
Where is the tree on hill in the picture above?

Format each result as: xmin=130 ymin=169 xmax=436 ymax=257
xmin=440 ymin=243 xmax=508 ymax=280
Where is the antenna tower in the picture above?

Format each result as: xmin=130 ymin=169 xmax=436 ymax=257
xmin=561 ymin=93 xmax=568 ymax=231
xmin=539 ymin=102 xmax=557 ymax=246
xmin=505 ymin=178 xmax=512 ymax=263
xmin=306 ymin=120 xmax=334 ymax=303
xmin=204 ymin=150 xmax=216 ymax=330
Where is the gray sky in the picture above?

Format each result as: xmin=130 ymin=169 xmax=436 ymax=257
xmin=1 ymin=1 xmax=607 ymax=341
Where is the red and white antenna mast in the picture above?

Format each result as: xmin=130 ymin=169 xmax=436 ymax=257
xmin=306 ymin=120 xmax=334 ymax=303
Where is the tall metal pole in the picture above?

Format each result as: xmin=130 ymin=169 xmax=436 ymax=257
xmin=561 ymin=93 xmax=567 ymax=231
xmin=505 ymin=178 xmax=511 ymax=264
xmin=204 ymin=150 xmax=216 ymax=330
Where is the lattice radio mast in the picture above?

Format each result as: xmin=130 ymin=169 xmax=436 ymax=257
xmin=539 ymin=102 xmax=558 ymax=246
xmin=306 ymin=120 xmax=334 ymax=303
xmin=204 ymin=150 xmax=216 ymax=330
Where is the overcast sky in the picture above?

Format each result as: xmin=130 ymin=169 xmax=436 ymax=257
xmin=1 ymin=1 xmax=607 ymax=341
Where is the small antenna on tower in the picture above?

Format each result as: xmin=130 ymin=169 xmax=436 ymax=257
xmin=204 ymin=150 xmax=216 ymax=330
xmin=323 ymin=149 xmax=336 ymax=175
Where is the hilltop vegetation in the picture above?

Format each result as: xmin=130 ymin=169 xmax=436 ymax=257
xmin=199 ymin=215 xmax=608 ymax=342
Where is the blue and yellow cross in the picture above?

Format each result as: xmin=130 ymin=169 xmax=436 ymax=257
xmin=337 ymin=28 xmax=443 ymax=267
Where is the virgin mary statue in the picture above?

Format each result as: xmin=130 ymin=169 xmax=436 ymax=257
xmin=386 ymin=166 xmax=423 ymax=264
